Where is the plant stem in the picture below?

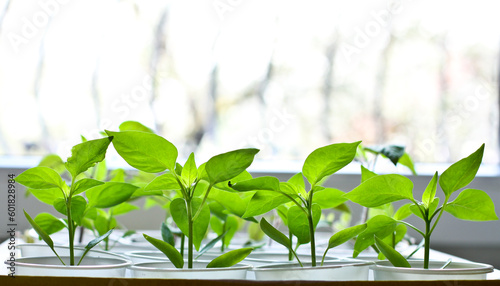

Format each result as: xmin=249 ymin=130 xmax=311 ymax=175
xmin=187 ymin=198 xmax=194 ymax=269
xmin=307 ymin=212 xmax=316 ymax=266
xmin=288 ymin=229 xmax=293 ymax=261
xmin=180 ymin=234 xmax=185 ymax=258
xmin=221 ymin=220 xmax=226 ymax=252
xmin=67 ymin=195 xmax=74 ymax=265
xmin=424 ymin=219 xmax=431 ymax=269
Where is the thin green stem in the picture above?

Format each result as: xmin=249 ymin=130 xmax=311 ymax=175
xmin=288 ymin=229 xmax=293 ymax=261
xmin=187 ymin=197 xmax=194 ymax=269
xmin=424 ymin=219 xmax=431 ymax=269
xmin=192 ymin=183 xmax=212 ymax=221
xmin=307 ymin=187 xmax=316 ymax=267
xmin=429 ymin=197 xmax=450 ymax=236
xmin=397 ymin=220 xmax=425 ymax=237
xmin=67 ymin=177 xmax=76 ymax=265
xmin=278 ymin=191 xmax=308 ymax=215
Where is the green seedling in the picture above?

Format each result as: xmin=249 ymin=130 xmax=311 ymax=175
xmin=230 ymin=141 xmax=367 ymax=266
xmin=17 ymin=137 xmax=139 ymax=265
xmin=345 ymin=144 xmax=498 ymax=269
xmin=105 ymin=129 xmax=259 ymax=268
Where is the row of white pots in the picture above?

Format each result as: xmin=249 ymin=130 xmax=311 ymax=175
xmin=8 ymin=244 xmax=494 ymax=281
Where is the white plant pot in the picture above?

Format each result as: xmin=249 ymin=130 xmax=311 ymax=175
xmin=244 ymin=252 xmax=339 ymax=267
xmin=10 ymin=256 xmax=131 ymax=277
xmin=253 ymin=259 xmax=372 ymax=281
xmin=17 ymin=243 xmax=130 ymax=261
xmin=372 ymin=260 xmax=494 ymax=281
xmin=130 ymin=260 xmax=252 ymax=279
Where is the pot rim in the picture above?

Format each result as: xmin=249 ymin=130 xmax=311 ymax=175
xmin=10 ymin=256 xmax=132 ymax=270
xmin=17 ymin=243 xmax=132 ymax=261
xmin=372 ymin=260 xmax=494 ymax=275
xmin=253 ymin=258 xmax=373 ymax=272
xmin=129 ymin=260 xmax=252 ymax=272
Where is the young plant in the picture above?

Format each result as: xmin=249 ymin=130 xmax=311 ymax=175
xmin=17 ymin=137 xmax=139 ymax=265
xmin=345 ymin=144 xmax=498 ymax=269
xmin=230 ymin=141 xmax=367 ymax=266
xmin=105 ymin=129 xmax=259 ymax=268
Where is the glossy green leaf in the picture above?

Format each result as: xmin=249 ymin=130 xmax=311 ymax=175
xmin=279 ymin=182 xmax=301 ymax=197
xmin=109 ymin=168 xmax=126 ymax=182
xmin=409 ymin=203 xmax=426 ymax=220
xmin=53 ymin=196 xmax=87 ymax=225
xmin=78 ymin=229 xmax=113 ymax=265
xmin=28 ymin=187 xmax=64 ymax=205
xmin=276 ymin=205 xmax=289 ymax=225
xmin=312 ymin=188 xmax=347 ymax=209
xmin=422 ymin=172 xmax=438 ymax=208
xmin=360 ymin=165 xmax=377 ymax=183
xmin=161 ymin=222 xmax=175 ymax=246
xmin=353 ymin=215 xmax=397 ymax=257
xmin=93 ymin=161 xmax=108 ymax=181
xmin=170 ymin=198 xmax=210 ymax=251
xmin=65 ymin=137 xmax=113 ymax=178
xmin=110 ymin=202 xmax=140 ymax=216
xmin=24 ymin=210 xmax=55 ymax=250
xmin=206 ymin=248 xmax=253 ymax=268
xmin=393 ymin=203 xmax=413 ymax=221
xmin=34 ymin=213 xmax=66 ymax=235
xmin=197 ymin=231 xmax=227 ymax=259
xmin=38 ymin=154 xmax=65 ymax=174
xmin=17 ymin=167 xmax=66 ymax=191
xmin=143 ymin=233 xmax=183 ymax=268
xmin=222 ymin=215 xmax=240 ymax=248
xmin=399 ymin=152 xmax=417 ymax=175
xmin=72 ymin=178 xmax=104 ymax=196
xmin=444 ymin=189 xmax=498 ymax=221
xmin=243 ymin=191 xmax=292 ymax=218
xmin=323 ymin=223 xmax=367 ymax=260
xmin=86 ymin=182 xmax=139 ymax=208
xmin=144 ymin=172 xmax=181 ymax=192
xmin=439 ymin=144 xmax=484 ymax=197
xmin=208 ymin=188 xmax=251 ymax=218
xmin=371 ymin=145 xmax=405 ymax=166
xmin=260 ymin=218 xmax=292 ymax=251
xmin=302 ymin=141 xmax=361 ymax=186
xmin=375 ymin=236 xmax=411 ymax=268
xmin=287 ymin=204 xmax=321 ymax=244
xmin=344 ymin=174 xmax=414 ymax=208
xmin=213 ymin=171 xmax=253 ymax=192
xmin=119 ymin=121 xmax=155 ymax=133
xmin=287 ymin=173 xmax=305 ymax=189
xmin=230 ymin=176 xmax=280 ymax=192
xmin=181 ymin=153 xmax=198 ymax=187
xmin=205 ymin=148 xmax=259 ymax=185
xmin=105 ymin=130 xmax=178 ymax=172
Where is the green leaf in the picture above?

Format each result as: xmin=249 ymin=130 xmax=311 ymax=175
xmin=422 ymin=172 xmax=438 ymax=208
xmin=93 ymin=161 xmax=108 ymax=181
xmin=143 ymin=233 xmax=183 ymax=268
xmin=230 ymin=176 xmax=280 ymax=192
xmin=399 ymin=153 xmax=417 ymax=175
xmin=324 ymin=224 xmax=367 ymax=255
xmin=197 ymin=231 xmax=227 ymax=259
xmin=78 ymin=229 xmax=113 ymax=265
xmin=86 ymin=182 xmax=139 ymax=208
xmin=439 ymin=144 xmax=484 ymax=197
xmin=72 ymin=178 xmax=104 ymax=196
xmin=287 ymin=173 xmax=305 ymax=189
xmin=376 ymin=145 xmax=406 ymax=166
xmin=110 ymin=202 xmax=140 ymax=216
xmin=205 ymin=148 xmax=259 ymax=185
xmin=170 ymin=198 xmax=210 ymax=251
xmin=161 ymin=222 xmax=175 ymax=246
xmin=312 ymin=188 xmax=347 ymax=209
xmin=17 ymin=167 xmax=66 ymax=191
xmin=28 ymin=187 xmax=64 ymax=205
xmin=65 ymin=137 xmax=113 ymax=178
xmin=34 ymin=213 xmax=66 ymax=235
xmin=109 ymin=168 xmax=126 ymax=182
xmin=276 ymin=205 xmax=289 ymax=225
xmin=105 ymin=130 xmax=178 ymax=173
xmin=24 ymin=210 xmax=55 ymax=250
xmin=444 ymin=189 xmax=498 ymax=221
xmin=302 ymin=141 xmax=361 ymax=186
xmin=360 ymin=165 xmax=377 ymax=183
xmin=206 ymin=248 xmax=253 ymax=268
xmin=144 ymin=172 xmax=181 ymax=192
xmin=208 ymin=188 xmax=251 ymax=218
xmin=243 ymin=191 xmax=292 ymax=218
xmin=353 ymin=215 xmax=397 ymax=257
xmin=287 ymin=205 xmax=321 ymax=244
xmin=344 ymin=174 xmax=414 ymax=208
xmin=53 ymin=196 xmax=87 ymax=225
xmin=222 ymin=215 xmax=240 ymax=248
xmin=375 ymin=236 xmax=411 ymax=268
xmin=119 ymin=121 xmax=155 ymax=133
xmin=259 ymin=218 xmax=292 ymax=251
xmin=38 ymin=154 xmax=66 ymax=174
xmin=393 ymin=203 xmax=413 ymax=221
xmin=181 ymin=153 xmax=198 ymax=187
